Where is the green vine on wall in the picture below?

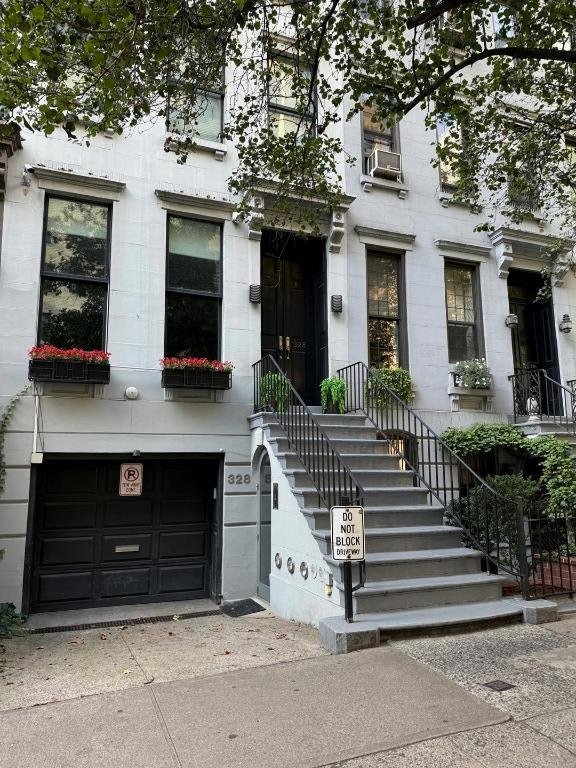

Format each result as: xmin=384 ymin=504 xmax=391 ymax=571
xmin=0 ymin=386 xmax=29 ymax=496
xmin=441 ymin=422 xmax=576 ymax=516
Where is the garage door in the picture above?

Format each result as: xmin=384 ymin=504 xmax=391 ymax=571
xmin=30 ymin=458 xmax=219 ymax=612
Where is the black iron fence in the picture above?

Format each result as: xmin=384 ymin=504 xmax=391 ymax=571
xmin=509 ymin=368 xmax=576 ymax=433
xmin=337 ymin=361 xmax=528 ymax=595
xmin=253 ymin=355 xmax=363 ymax=511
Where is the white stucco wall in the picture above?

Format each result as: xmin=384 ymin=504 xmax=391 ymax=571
xmin=1 ymin=83 xmax=574 ymax=610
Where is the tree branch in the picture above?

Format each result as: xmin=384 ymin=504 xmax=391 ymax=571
xmin=406 ymin=0 xmax=482 ymax=30
xmin=400 ymin=46 xmax=576 ymax=116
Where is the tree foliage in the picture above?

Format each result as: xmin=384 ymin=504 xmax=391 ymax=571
xmin=1 ymin=1 xmax=575 ymax=235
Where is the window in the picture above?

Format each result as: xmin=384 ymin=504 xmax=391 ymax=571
xmin=362 ymin=102 xmax=399 ymax=174
xmin=268 ymin=57 xmax=314 ymax=138
xmin=165 ymin=215 xmax=222 ymax=359
xmin=38 ymin=196 xmax=110 ymax=350
xmin=168 ymin=72 xmax=224 ymax=143
xmin=444 ymin=263 xmax=482 ymax=363
xmin=367 ymin=252 xmax=404 ymax=368
xmin=436 ymin=118 xmax=462 ymax=192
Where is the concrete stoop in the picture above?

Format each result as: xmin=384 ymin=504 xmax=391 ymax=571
xmin=319 ymin=598 xmax=558 ymax=654
xmin=260 ymin=412 xmax=555 ymax=653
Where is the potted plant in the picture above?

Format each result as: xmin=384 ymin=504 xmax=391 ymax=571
xmin=259 ymin=372 xmax=289 ymax=412
xmin=320 ymin=377 xmax=346 ymax=414
xmin=28 ymin=345 xmax=111 ymax=384
xmin=161 ymin=357 xmax=233 ymax=389
xmin=453 ymin=358 xmax=492 ymax=389
xmin=368 ymin=366 xmax=414 ymax=408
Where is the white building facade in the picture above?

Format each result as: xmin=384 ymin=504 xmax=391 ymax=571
xmin=0 ymin=74 xmax=574 ymax=621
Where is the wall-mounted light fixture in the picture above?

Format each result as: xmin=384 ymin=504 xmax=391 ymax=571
xmin=249 ymin=284 xmax=261 ymax=304
xmin=560 ymin=314 xmax=573 ymax=334
xmin=331 ymin=295 xmax=343 ymax=313
xmin=505 ymin=314 xmax=518 ymax=328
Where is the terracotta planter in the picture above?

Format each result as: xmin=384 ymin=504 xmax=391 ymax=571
xmin=28 ymin=359 xmax=110 ymax=384
xmin=161 ymin=368 xmax=232 ymax=390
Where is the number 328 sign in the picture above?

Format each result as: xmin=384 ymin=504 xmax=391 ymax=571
xmin=330 ymin=506 xmax=365 ymax=561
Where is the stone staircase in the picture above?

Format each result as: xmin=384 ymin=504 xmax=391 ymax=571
xmin=265 ymin=412 xmax=523 ymax=638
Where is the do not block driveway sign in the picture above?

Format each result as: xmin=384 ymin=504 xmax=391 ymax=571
xmin=330 ymin=506 xmax=365 ymax=561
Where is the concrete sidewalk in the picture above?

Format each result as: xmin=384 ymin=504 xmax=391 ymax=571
xmin=0 ymin=646 xmax=507 ymax=768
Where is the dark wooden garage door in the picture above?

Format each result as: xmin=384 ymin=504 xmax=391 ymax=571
xmin=30 ymin=458 xmax=218 ymax=612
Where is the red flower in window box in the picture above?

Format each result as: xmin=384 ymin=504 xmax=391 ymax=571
xmin=160 ymin=357 xmax=233 ymax=389
xmin=28 ymin=345 xmax=111 ymax=383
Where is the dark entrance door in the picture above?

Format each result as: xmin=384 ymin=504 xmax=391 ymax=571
xmin=30 ymin=457 xmax=219 ymax=612
xmin=508 ymin=269 xmax=561 ymax=414
xmin=260 ymin=229 xmax=327 ymax=404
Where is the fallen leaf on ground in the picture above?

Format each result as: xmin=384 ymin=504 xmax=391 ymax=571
xmin=100 ymin=634 xmax=107 ymax=640
xmin=36 ymin=646 xmax=44 ymax=650
xmin=275 ymin=634 xmax=287 ymax=639
xmin=214 ymin=650 xmax=233 ymax=656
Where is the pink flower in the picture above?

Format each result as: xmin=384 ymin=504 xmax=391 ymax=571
xmin=29 ymin=345 xmax=111 ymax=364
xmin=160 ymin=356 xmax=234 ymax=373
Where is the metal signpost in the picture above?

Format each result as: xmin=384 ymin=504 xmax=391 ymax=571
xmin=330 ymin=506 xmax=365 ymax=623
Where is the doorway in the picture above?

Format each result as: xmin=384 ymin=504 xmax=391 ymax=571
xmin=508 ymin=268 xmax=560 ymax=414
xmin=257 ymin=452 xmax=272 ymax=602
xmin=260 ymin=229 xmax=327 ymax=404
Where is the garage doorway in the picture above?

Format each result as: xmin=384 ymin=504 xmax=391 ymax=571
xmin=28 ymin=456 xmax=221 ymax=613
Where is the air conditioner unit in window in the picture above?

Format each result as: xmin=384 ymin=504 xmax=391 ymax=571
xmin=367 ymin=148 xmax=402 ymax=182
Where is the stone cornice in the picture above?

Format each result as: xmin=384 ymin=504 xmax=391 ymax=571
xmin=155 ymin=188 xmax=236 ymax=212
xmin=434 ymin=239 xmax=491 ymax=258
xmin=489 ymin=226 xmax=575 ymax=285
xmin=355 ymin=225 xmax=416 ymax=248
xmin=32 ymin=165 xmax=126 ymax=198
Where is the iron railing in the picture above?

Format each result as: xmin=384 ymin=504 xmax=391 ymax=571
xmin=253 ymin=355 xmax=363 ymax=511
xmin=509 ymin=368 xmax=576 ymax=434
xmin=338 ymin=361 xmax=528 ymax=595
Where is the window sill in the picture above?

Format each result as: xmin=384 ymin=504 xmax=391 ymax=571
xmin=165 ymin=136 xmax=227 ymax=161
xmin=360 ymin=174 xmax=409 ymax=199
xmin=438 ymin=189 xmax=482 ymax=213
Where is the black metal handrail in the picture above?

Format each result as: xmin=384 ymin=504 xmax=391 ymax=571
xmin=253 ymin=355 xmax=363 ymax=511
xmin=338 ymin=361 xmax=527 ymax=594
xmin=509 ymin=368 xmax=576 ymax=434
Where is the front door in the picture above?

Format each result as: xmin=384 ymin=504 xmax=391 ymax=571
xmin=508 ymin=269 xmax=561 ymax=414
xmin=260 ymin=229 xmax=327 ymax=404
xmin=257 ymin=453 xmax=272 ymax=602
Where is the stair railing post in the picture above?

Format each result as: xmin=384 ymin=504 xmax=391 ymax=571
xmin=343 ymin=560 xmax=354 ymax=623
xmin=514 ymin=496 xmax=531 ymax=600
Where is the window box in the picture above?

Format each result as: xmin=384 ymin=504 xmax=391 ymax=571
xmin=161 ymin=368 xmax=232 ymax=390
xmin=29 ymin=359 xmax=111 ymax=384
xmin=448 ymin=375 xmax=493 ymax=412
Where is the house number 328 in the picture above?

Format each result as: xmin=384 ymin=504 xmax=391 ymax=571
xmin=227 ymin=473 xmax=251 ymax=485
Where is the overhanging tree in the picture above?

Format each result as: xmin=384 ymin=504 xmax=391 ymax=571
xmin=1 ymin=0 xmax=575 ymax=238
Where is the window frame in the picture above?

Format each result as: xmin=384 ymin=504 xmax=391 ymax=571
xmin=267 ymin=53 xmax=316 ymax=138
xmin=444 ymin=260 xmax=485 ymax=364
xmin=37 ymin=193 xmax=112 ymax=349
xmin=166 ymin=72 xmax=225 ymax=143
xmin=361 ymin=102 xmax=400 ymax=174
xmin=365 ymin=249 xmax=407 ymax=369
xmin=164 ymin=212 xmax=224 ymax=359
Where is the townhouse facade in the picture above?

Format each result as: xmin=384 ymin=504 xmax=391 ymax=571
xmin=0 ymin=52 xmax=574 ymax=624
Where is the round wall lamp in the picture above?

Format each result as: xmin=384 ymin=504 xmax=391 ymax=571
xmin=287 ymin=557 xmax=295 ymax=574
xmin=559 ymin=314 xmax=573 ymax=334
xmin=274 ymin=552 xmax=282 ymax=569
xmin=299 ymin=561 xmax=309 ymax=580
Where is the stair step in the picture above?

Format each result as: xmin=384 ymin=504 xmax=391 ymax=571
xmin=276 ymin=451 xmax=403 ymax=471
xmin=295 ymin=486 xmax=431 ymax=508
xmin=302 ymin=505 xmax=444 ymax=530
xmin=286 ymin=467 xmax=415 ymax=489
xmin=359 ymin=548 xmax=483 ymax=580
xmin=314 ymin=525 xmax=462 ymax=554
xmin=348 ymin=573 xmax=506 ymax=612
xmin=320 ymin=600 xmax=523 ymax=640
